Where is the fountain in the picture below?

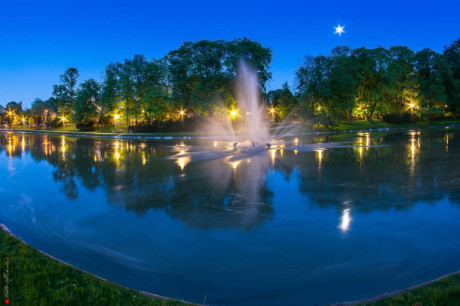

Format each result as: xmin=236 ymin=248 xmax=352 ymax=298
xmin=235 ymin=61 xmax=270 ymax=147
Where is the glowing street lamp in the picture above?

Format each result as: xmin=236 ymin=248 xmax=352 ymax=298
xmin=409 ymin=103 xmax=415 ymax=114
xmin=179 ymin=108 xmax=186 ymax=122
xmin=268 ymin=106 xmax=276 ymax=121
xmin=229 ymin=109 xmax=238 ymax=120
xmin=114 ymin=114 xmax=120 ymax=129
xmin=61 ymin=116 xmax=67 ymax=126
xmin=21 ymin=116 xmax=26 ymax=125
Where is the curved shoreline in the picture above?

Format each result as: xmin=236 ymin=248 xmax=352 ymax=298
xmin=1 ymin=122 xmax=459 ymax=141
xmin=0 ymin=223 xmax=194 ymax=305
xmin=1 ymin=222 xmax=459 ymax=305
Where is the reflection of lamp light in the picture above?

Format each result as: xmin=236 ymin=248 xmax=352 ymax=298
xmin=270 ymin=149 xmax=276 ymax=164
xmin=339 ymin=208 xmax=352 ymax=232
xmin=315 ymin=149 xmax=324 ymax=165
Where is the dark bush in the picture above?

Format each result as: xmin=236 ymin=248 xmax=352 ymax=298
xmin=419 ymin=107 xmax=444 ymax=121
xmin=76 ymin=119 xmax=97 ymax=131
xmin=130 ymin=116 xmax=205 ymax=133
xmin=383 ymin=112 xmax=419 ymax=124
xmin=49 ymin=117 xmax=63 ymax=128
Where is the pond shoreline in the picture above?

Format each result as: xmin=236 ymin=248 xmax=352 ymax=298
xmin=0 ymin=223 xmax=193 ymax=305
xmin=1 ymin=222 xmax=459 ymax=305
xmin=1 ymin=122 xmax=459 ymax=140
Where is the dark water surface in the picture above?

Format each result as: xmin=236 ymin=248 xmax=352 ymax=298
xmin=1 ymin=128 xmax=460 ymax=305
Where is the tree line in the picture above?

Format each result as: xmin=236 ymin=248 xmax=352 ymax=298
xmin=294 ymin=39 xmax=460 ymax=125
xmin=1 ymin=37 xmax=459 ymax=130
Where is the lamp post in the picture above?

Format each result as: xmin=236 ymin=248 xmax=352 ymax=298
xmin=61 ymin=116 xmax=67 ymax=127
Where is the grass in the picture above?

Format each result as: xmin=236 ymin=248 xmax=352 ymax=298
xmin=0 ymin=227 xmax=186 ymax=305
xmin=323 ymin=118 xmax=460 ymax=132
xmin=364 ymin=273 xmax=460 ymax=305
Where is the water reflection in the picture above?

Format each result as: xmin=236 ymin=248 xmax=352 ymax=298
xmin=1 ymin=129 xmax=460 ymax=231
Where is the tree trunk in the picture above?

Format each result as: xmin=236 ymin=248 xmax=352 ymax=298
xmin=368 ymin=102 xmax=377 ymax=122
xmin=347 ymin=107 xmax=353 ymax=122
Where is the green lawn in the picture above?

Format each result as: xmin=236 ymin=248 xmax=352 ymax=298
xmin=0 ymin=228 xmax=186 ymax=305
xmin=364 ymin=273 xmax=460 ymax=305
xmin=322 ymin=118 xmax=460 ymax=132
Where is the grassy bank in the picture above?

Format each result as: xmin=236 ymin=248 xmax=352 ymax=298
xmin=320 ymin=118 xmax=460 ymax=132
xmin=0 ymin=227 xmax=185 ymax=305
xmin=364 ymin=273 xmax=460 ymax=305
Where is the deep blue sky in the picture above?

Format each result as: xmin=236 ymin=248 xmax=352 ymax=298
xmin=1 ymin=0 xmax=459 ymax=108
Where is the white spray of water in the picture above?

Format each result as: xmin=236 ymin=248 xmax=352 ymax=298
xmin=236 ymin=61 xmax=270 ymax=146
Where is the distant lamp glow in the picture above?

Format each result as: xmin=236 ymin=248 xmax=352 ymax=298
xmin=61 ymin=116 xmax=67 ymax=126
xmin=179 ymin=108 xmax=186 ymax=121
xmin=268 ymin=106 xmax=276 ymax=121
xmin=409 ymin=103 xmax=415 ymax=109
xmin=229 ymin=109 xmax=238 ymax=120
xmin=334 ymin=25 xmax=345 ymax=36
xmin=114 ymin=114 xmax=120 ymax=129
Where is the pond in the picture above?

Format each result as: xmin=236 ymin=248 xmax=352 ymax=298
xmin=1 ymin=128 xmax=460 ymax=305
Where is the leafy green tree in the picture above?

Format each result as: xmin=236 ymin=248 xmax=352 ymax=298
xmin=296 ymin=55 xmax=336 ymax=126
xmin=268 ymin=82 xmax=298 ymax=121
xmin=443 ymin=39 xmax=460 ymax=113
xmin=354 ymin=47 xmax=391 ymax=121
xmin=52 ymin=68 xmax=79 ymax=118
xmin=415 ymin=48 xmax=448 ymax=109
xmin=329 ymin=46 xmax=359 ymax=121
xmin=74 ymin=79 xmax=101 ymax=129
xmin=30 ymin=98 xmax=47 ymax=126
xmin=386 ymin=46 xmax=417 ymax=112
xmin=165 ymin=38 xmax=272 ymax=115
xmin=101 ymin=63 xmax=119 ymax=119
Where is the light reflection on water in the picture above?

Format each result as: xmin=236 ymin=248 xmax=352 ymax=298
xmin=1 ymin=128 xmax=460 ymax=305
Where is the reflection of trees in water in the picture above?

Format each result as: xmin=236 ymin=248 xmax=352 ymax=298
xmin=276 ymin=131 xmax=460 ymax=212
xmin=1 ymin=129 xmax=459 ymax=229
xmin=0 ymin=134 xmax=273 ymax=230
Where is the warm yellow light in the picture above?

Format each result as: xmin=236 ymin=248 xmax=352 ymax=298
xmin=229 ymin=109 xmax=238 ymax=120
xmin=61 ymin=116 xmax=67 ymax=122
xmin=114 ymin=114 xmax=120 ymax=120
xmin=269 ymin=106 xmax=276 ymax=114
xmin=409 ymin=103 xmax=415 ymax=109
xmin=315 ymin=149 xmax=324 ymax=165
xmin=179 ymin=109 xmax=186 ymax=116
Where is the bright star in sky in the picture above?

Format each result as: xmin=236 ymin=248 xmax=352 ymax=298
xmin=334 ymin=24 xmax=345 ymax=36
